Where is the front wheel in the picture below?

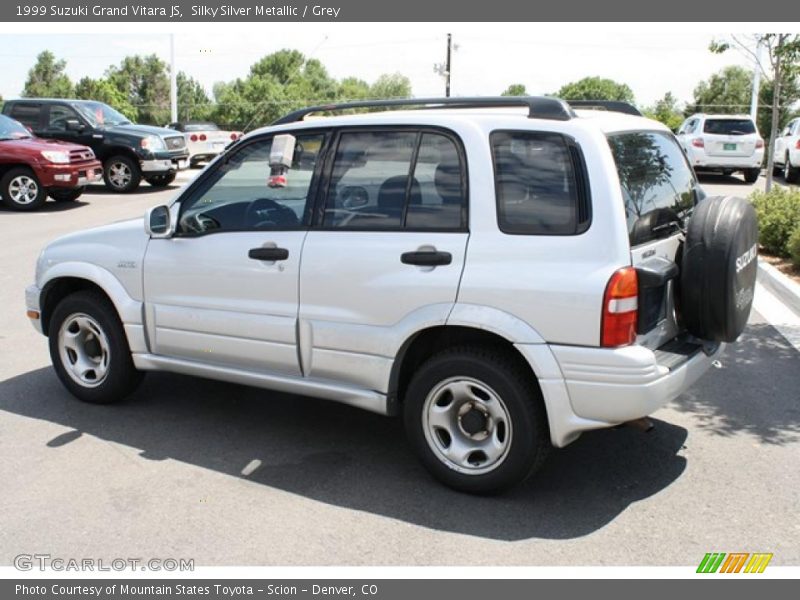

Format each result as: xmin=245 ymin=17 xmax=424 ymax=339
xmin=403 ymin=346 xmax=550 ymax=494
xmin=103 ymin=155 xmax=141 ymax=193
xmin=145 ymin=173 xmax=176 ymax=187
xmin=49 ymin=187 xmax=85 ymax=202
xmin=1 ymin=167 xmax=47 ymax=211
xmin=48 ymin=291 xmax=144 ymax=404
xmin=743 ymin=168 xmax=760 ymax=184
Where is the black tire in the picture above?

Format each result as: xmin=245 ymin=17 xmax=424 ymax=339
xmin=49 ymin=187 xmax=85 ymax=202
xmin=784 ymin=154 xmax=799 ymax=183
xmin=743 ymin=168 xmax=760 ymax=184
xmin=145 ymin=173 xmax=177 ymax=187
xmin=403 ymin=345 xmax=550 ymax=494
xmin=681 ymin=196 xmax=759 ymax=343
xmin=103 ymin=155 xmax=141 ymax=193
xmin=48 ymin=290 xmax=144 ymax=404
xmin=0 ymin=167 xmax=47 ymax=211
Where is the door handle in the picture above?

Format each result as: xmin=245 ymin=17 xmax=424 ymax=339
xmin=248 ymin=247 xmax=289 ymax=261
xmin=401 ymin=250 xmax=452 ymax=267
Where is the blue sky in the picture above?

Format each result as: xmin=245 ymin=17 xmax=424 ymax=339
xmin=0 ymin=29 xmax=756 ymax=109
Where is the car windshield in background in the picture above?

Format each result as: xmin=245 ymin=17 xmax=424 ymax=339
xmin=703 ymin=119 xmax=756 ymax=136
xmin=72 ymin=102 xmax=131 ymax=127
xmin=184 ymin=123 xmax=220 ymax=132
xmin=0 ymin=115 xmax=33 ymax=140
xmin=608 ymin=131 xmax=697 ymax=246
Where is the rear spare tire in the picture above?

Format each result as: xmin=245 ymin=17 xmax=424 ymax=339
xmin=680 ymin=196 xmax=758 ymax=343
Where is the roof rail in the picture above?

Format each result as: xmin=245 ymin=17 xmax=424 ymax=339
xmin=271 ymin=96 xmax=576 ymax=125
xmin=567 ymin=100 xmax=642 ymax=116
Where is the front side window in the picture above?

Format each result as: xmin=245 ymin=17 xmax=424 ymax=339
xmin=323 ymin=130 xmax=466 ymax=230
xmin=608 ymin=131 xmax=697 ymax=246
xmin=178 ymin=133 xmax=325 ymax=235
xmin=47 ymin=105 xmax=79 ymax=131
xmin=491 ymin=131 xmax=587 ymax=235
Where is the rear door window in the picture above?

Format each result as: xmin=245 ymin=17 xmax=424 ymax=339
xmin=8 ymin=104 xmax=42 ymax=130
xmin=608 ymin=131 xmax=697 ymax=246
xmin=491 ymin=131 xmax=589 ymax=235
xmin=703 ymin=119 xmax=756 ymax=135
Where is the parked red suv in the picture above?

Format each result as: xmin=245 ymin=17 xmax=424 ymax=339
xmin=0 ymin=114 xmax=102 ymax=211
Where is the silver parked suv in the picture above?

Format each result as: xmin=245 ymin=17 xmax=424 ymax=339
xmin=25 ymin=98 xmax=759 ymax=493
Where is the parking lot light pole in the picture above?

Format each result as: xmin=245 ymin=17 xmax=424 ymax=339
xmin=170 ymin=34 xmax=178 ymax=123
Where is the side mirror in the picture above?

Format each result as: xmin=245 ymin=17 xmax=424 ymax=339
xmin=145 ymin=204 xmax=177 ymax=238
xmin=65 ymin=119 xmax=84 ymax=132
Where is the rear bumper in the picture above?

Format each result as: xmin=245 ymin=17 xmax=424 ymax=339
xmin=550 ymin=341 xmax=724 ymax=424
xmin=686 ymin=148 xmax=764 ymax=170
xmin=36 ymin=161 xmax=103 ymax=188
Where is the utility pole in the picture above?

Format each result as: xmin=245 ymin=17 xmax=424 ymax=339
xmin=170 ymin=34 xmax=178 ymax=123
xmin=750 ymin=39 xmax=762 ymax=122
xmin=445 ymin=33 xmax=452 ymax=97
xmin=765 ymin=34 xmax=787 ymax=193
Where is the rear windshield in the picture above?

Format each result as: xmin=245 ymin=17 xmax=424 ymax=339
xmin=703 ymin=119 xmax=756 ymax=135
xmin=608 ymin=131 xmax=697 ymax=246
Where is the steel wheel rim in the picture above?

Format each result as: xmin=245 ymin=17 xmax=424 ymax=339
xmin=58 ymin=313 xmax=111 ymax=388
xmin=8 ymin=175 xmax=39 ymax=204
xmin=109 ymin=162 xmax=132 ymax=188
xmin=422 ymin=376 xmax=513 ymax=475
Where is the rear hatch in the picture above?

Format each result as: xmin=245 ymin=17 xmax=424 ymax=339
xmin=702 ymin=118 xmax=758 ymax=157
xmin=607 ymin=130 xmax=701 ymax=351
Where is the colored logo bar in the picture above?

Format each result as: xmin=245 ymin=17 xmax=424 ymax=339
xmin=697 ymin=553 xmax=773 ymax=573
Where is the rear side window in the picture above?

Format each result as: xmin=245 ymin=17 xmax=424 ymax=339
xmin=323 ymin=129 xmax=466 ymax=231
xmin=8 ymin=104 xmax=41 ymax=129
xmin=703 ymin=119 xmax=756 ymax=135
xmin=608 ymin=131 xmax=697 ymax=246
xmin=491 ymin=131 xmax=589 ymax=235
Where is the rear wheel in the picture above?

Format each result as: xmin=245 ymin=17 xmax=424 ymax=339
xmin=145 ymin=173 xmax=176 ymax=187
xmin=103 ymin=155 xmax=141 ymax=193
xmin=784 ymin=154 xmax=799 ymax=183
xmin=404 ymin=345 xmax=550 ymax=494
xmin=48 ymin=291 xmax=144 ymax=404
xmin=1 ymin=167 xmax=47 ymax=211
xmin=743 ymin=168 xmax=760 ymax=184
xmin=49 ymin=187 xmax=85 ymax=202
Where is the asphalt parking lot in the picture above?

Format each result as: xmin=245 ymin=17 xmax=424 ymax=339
xmin=0 ymin=171 xmax=798 ymax=566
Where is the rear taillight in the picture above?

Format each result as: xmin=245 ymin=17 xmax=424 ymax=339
xmin=756 ymin=138 xmax=765 ymax=149
xmin=231 ymin=132 xmax=239 ymax=140
xmin=691 ymin=138 xmax=705 ymax=148
xmin=189 ymin=134 xmax=198 ymax=142
xmin=795 ymin=140 xmax=800 ymax=150
xmin=199 ymin=134 xmax=207 ymax=141
xmin=601 ymin=267 xmax=638 ymax=348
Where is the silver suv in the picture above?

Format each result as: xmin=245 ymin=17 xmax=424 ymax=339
xmin=25 ymin=98 xmax=759 ymax=493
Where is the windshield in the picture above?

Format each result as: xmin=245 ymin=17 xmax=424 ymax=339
xmin=703 ymin=119 xmax=756 ymax=136
xmin=0 ymin=115 xmax=33 ymax=141
xmin=72 ymin=101 xmax=131 ymax=127
xmin=183 ymin=122 xmax=219 ymax=132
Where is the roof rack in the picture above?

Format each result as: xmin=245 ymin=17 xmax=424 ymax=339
xmin=566 ymin=100 xmax=642 ymax=116
xmin=271 ymin=96 xmax=576 ymax=125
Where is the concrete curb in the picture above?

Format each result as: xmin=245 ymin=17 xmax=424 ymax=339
xmin=757 ymin=258 xmax=800 ymax=317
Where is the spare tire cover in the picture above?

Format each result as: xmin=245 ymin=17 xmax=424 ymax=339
xmin=681 ymin=195 xmax=758 ymax=342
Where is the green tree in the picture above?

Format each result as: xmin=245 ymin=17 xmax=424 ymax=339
xmin=555 ymin=76 xmax=635 ymax=103
xmin=501 ymin=83 xmax=528 ymax=96
xmin=177 ymin=72 xmax=212 ymax=122
xmin=689 ymin=65 xmax=752 ymax=114
xmin=644 ymin=92 xmax=685 ymax=131
xmin=74 ymin=77 xmax=137 ymax=120
xmin=22 ymin=51 xmax=74 ymax=98
xmin=105 ymin=54 xmax=170 ymax=125
xmin=337 ymin=77 xmax=371 ymax=101
xmin=368 ymin=73 xmax=412 ymax=99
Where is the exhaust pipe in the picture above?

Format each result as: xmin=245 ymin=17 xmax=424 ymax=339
xmin=624 ymin=417 xmax=655 ymax=432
